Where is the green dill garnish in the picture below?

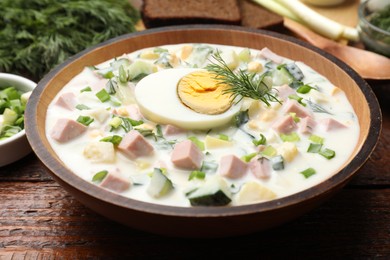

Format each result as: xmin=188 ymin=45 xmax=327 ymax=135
xmin=0 ymin=0 xmax=140 ymax=81
xmin=206 ymin=52 xmax=280 ymax=106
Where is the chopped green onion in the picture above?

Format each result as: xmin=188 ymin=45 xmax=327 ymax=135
xmin=219 ymin=134 xmax=229 ymax=141
xmin=75 ymin=104 xmax=90 ymax=110
xmin=80 ymin=86 xmax=92 ymax=93
xmin=188 ymin=171 xmax=206 ymax=181
xmin=309 ymin=134 xmax=324 ymax=144
xmin=261 ymin=145 xmax=277 ymax=158
xmin=252 ymin=133 xmax=266 ymax=146
xmin=109 ymin=117 xmax=122 ymax=129
xmin=92 ymin=170 xmax=108 ymax=183
xmin=156 ymin=124 xmax=163 ymax=138
xmin=307 ymin=143 xmax=323 ymax=153
xmin=289 ymin=112 xmax=300 ymax=123
xmin=297 ymin=84 xmax=313 ymax=94
xmin=288 ymin=94 xmax=306 ymax=106
xmin=96 ymin=89 xmax=110 ymax=102
xmin=300 ymin=168 xmax=316 ymax=179
xmin=100 ymin=135 xmax=123 ymax=145
xmin=119 ymin=65 xmax=128 ymax=83
xmin=76 ymin=115 xmax=94 ymax=126
xmin=241 ymin=152 xmax=258 ymax=162
xmin=103 ymin=71 xmax=115 ymax=79
xmin=188 ymin=136 xmax=205 ymax=151
xmin=280 ymin=132 xmax=300 ymax=142
xmin=319 ymin=148 xmax=336 ymax=159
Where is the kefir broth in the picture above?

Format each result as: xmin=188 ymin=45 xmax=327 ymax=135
xmin=46 ymin=44 xmax=359 ymax=207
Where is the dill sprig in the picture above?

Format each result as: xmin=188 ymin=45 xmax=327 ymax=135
xmin=205 ymin=51 xmax=280 ymax=106
xmin=0 ymin=0 xmax=140 ymax=81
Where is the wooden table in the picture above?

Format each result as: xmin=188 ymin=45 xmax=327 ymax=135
xmin=0 ymin=77 xmax=388 ymax=258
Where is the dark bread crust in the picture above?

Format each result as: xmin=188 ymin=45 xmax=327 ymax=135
xmin=238 ymin=0 xmax=283 ymax=30
xmin=142 ymin=0 xmax=241 ymax=28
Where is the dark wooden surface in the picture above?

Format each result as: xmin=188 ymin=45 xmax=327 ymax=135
xmin=0 ymin=78 xmax=389 ymax=258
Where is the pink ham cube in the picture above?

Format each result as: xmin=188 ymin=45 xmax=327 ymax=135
xmin=50 ymin=118 xmax=87 ymax=143
xmin=259 ymin=47 xmax=284 ymax=64
xmin=55 ymin=92 xmax=76 ymax=110
xmin=118 ymin=130 xmax=154 ymax=159
xmin=299 ymin=116 xmax=317 ymax=134
xmin=249 ymin=156 xmax=271 ymax=179
xmin=171 ymin=140 xmax=203 ymax=170
xmin=164 ymin=125 xmax=185 ymax=136
xmin=282 ymin=99 xmax=312 ymax=118
xmin=219 ymin=155 xmax=247 ymax=179
xmin=272 ymin=115 xmax=297 ymax=134
xmin=320 ymin=118 xmax=347 ymax=131
xmin=100 ymin=170 xmax=131 ymax=193
xmin=275 ymin=84 xmax=296 ymax=100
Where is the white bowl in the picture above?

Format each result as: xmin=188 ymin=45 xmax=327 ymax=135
xmin=0 ymin=73 xmax=36 ymax=167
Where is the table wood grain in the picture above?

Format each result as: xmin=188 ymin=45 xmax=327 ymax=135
xmin=0 ymin=81 xmax=389 ymax=258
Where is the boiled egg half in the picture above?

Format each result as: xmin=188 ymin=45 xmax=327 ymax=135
xmin=134 ymin=68 xmax=242 ymax=130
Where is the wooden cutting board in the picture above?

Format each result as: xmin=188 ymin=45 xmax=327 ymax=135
xmin=307 ymin=0 xmax=360 ymax=27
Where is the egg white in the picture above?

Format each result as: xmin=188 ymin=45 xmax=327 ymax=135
xmin=134 ymin=68 xmax=241 ymax=130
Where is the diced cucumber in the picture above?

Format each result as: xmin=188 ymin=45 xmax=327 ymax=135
xmin=238 ymin=48 xmax=251 ymax=62
xmin=127 ymin=60 xmax=157 ymax=81
xmin=272 ymin=66 xmax=294 ymax=86
xmin=110 ymin=58 xmax=131 ymax=71
xmin=187 ymin=175 xmax=232 ymax=206
xmin=147 ymin=168 xmax=173 ymax=198
xmin=285 ymin=63 xmax=304 ymax=81
xmin=270 ymin=155 xmax=284 ymax=171
xmin=2 ymin=108 xmax=18 ymax=125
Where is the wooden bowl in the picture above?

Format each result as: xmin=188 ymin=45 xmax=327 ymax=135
xmin=25 ymin=25 xmax=382 ymax=237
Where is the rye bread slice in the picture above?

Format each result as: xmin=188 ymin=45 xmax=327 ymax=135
xmin=142 ymin=0 xmax=241 ymax=28
xmin=239 ymin=0 xmax=284 ymax=30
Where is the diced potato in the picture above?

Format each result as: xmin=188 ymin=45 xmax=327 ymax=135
xmin=88 ymin=129 xmax=104 ymax=139
xmin=248 ymin=100 xmax=262 ymax=119
xmin=247 ymin=120 xmax=259 ymax=130
xmin=308 ymin=90 xmax=329 ymax=103
xmin=169 ymin=53 xmax=179 ymax=67
xmin=277 ymin=142 xmax=298 ymax=162
xmin=220 ymin=50 xmax=239 ymax=70
xmin=205 ymin=135 xmax=233 ymax=149
xmin=140 ymin=50 xmax=160 ymax=60
xmin=181 ymin=45 xmax=193 ymax=60
xmin=115 ymin=107 xmax=129 ymax=117
xmin=236 ymin=182 xmax=277 ymax=205
xmin=85 ymin=107 xmax=110 ymax=123
xmin=135 ymin=160 xmax=152 ymax=171
xmin=83 ymin=142 xmax=115 ymax=163
xmin=259 ymin=109 xmax=277 ymax=122
xmin=330 ymin=86 xmax=341 ymax=96
xmin=247 ymin=61 xmax=263 ymax=73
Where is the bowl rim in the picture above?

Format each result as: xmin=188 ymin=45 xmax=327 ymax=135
xmin=0 ymin=73 xmax=36 ymax=145
xmin=25 ymin=25 xmax=382 ymax=217
xmin=358 ymin=0 xmax=390 ymax=37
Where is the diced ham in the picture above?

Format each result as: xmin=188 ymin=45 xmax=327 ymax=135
xmin=50 ymin=118 xmax=87 ymax=143
xmin=118 ymin=130 xmax=154 ymax=159
xmin=299 ymin=116 xmax=317 ymax=134
xmin=171 ymin=140 xmax=203 ymax=170
xmin=164 ymin=125 xmax=185 ymax=136
xmin=272 ymin=115 xmax=297 ymax=134
xmin=259 ymin=47 xmax=284 ymax=64
xmin=218 ymin=155 xmax=247 ymax=179
xmin=275 ymin=84 xmax=296 ymax=100
xmin=100 ymin=170 xmax=131 ymax=193
xmin=54 ymin=92 xmax=76 ymax=110
xmin=320 ymin=118 xmax=347 ymax=131
xmin=249 ymin=156 xmax=271 ymax=179
xmin=282 ymin=99 xmax=312 ymax=118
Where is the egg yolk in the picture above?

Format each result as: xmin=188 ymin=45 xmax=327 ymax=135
xmin=177 ymin=71 xmax=233 ymax=115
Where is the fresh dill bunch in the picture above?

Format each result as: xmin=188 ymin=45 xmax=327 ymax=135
xmin=205 ymin=51 xmax=280 ymax=106
xmin=0 ymin=0 xmax=140 ymax=81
